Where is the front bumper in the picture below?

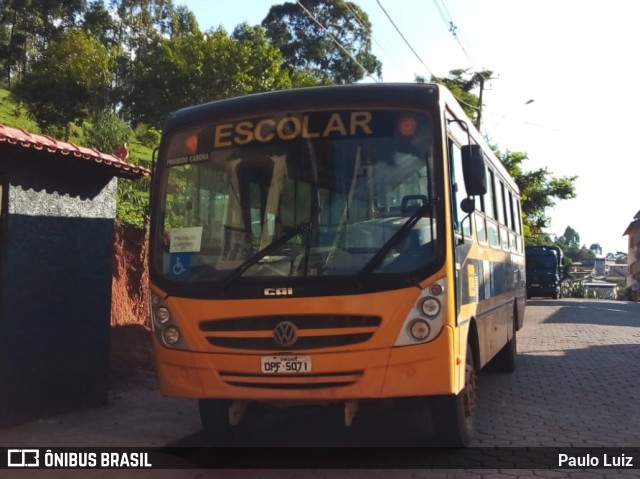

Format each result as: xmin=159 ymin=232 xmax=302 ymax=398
xmin=153 ymin=325 xmax=457 ymax=401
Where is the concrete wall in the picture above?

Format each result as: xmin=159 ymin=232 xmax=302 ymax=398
xmin=0 ymin=155 xmax=118 ymax=425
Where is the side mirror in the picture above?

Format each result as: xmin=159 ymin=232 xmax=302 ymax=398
xmin=461 ymin=144 xmax=487 ymax=196
xmin=460 ymin=197 xmax=475 ymax=214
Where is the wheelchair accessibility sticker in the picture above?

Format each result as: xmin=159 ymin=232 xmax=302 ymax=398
xmin=169 ymin=253 xmax=191 ymax=278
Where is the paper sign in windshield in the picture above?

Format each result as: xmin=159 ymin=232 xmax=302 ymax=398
xmin=170 ymin=227 xmax=203 ymax=253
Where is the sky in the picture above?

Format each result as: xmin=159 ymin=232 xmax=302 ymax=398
xmin=179 ymin=0 xmax=639 ymax=255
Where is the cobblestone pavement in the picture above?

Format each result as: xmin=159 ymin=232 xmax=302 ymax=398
xmin=3 ymin=298 xmax=640 ymax=479
xmin=474 ymin=298 xmax=640 ymax=448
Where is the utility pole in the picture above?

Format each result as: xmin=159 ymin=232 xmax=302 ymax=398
xmin=475 ymin=73 xmax=485 ymax=130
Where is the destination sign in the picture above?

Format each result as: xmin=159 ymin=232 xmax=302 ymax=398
xmin=212 ymin=111 xmax=373 ymax=148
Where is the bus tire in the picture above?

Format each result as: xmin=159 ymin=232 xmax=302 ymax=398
xmin=198 ymin=399 xmax=234 ymax=443
xmin=431 ymin=343 xmax=477 ymax=446
xmin=488 ymin=309 xmax=518 ymax=373
xmin=489 ymin=331 xmax=517 ymax=373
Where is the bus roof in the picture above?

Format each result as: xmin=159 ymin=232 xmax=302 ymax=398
xmin=163 ymin=83 xmax=440 ymax=130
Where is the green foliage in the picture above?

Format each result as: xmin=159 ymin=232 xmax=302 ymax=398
xmin=262 ymin=0 xmax=381 ymax=84
xmin=0 ymin=88 xmax=39 ymax=131
xmin=83 ymin=112 xmax=132 ymax=153
xmin=134 ymin=123 xmax=161 ymax=149
xmin=11 ymin=29 xmax=117 ymax=137
xmin=554 ymin=226 xmax=596 ymax=265
xmin=117 ymin=177 xmax=150 ymax=229
xmin=430 ymin=69 xmax=493 ymax=123
xmin=126 ymin=25 xmax=293 ymax=127
xmin=82 ymin=0 xmax=120 ymax=47
xmin=0 ymin=0 xmax=88 ymax=84
xmin=562 ymin=281 xmax=585 ymax=298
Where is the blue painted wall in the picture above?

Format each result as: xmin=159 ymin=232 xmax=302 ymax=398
xmin=0 ymin=154 xmax=118 ymax=425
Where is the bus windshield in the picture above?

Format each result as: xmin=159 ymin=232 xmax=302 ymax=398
xmin=155 ymin=109 xmax=439 ymax=283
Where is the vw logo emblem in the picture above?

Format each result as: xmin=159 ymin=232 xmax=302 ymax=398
xmin=273 ymin=321 xmax=298 ymax=347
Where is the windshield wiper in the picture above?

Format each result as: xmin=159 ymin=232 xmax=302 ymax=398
xmin=216 ymin=221 xmax=310 ymax=292
xmin=358 ymin=201 xmax=433 ymax=276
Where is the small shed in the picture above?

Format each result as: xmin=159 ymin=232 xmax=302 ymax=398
xmin=0 ymin=124 xmax=149 ymax=425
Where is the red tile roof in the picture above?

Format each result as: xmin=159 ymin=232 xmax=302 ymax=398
xmin=0 ymin=124 xmax=151 ymax=179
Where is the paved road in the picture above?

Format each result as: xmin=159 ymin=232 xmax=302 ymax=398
xmin=475 ymin=298 xmax=640 ymax=448
xmin=3 ymin=298 xmax=639 ymax=478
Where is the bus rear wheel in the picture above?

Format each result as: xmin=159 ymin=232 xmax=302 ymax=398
xmin=431 ymin=343 xmax=478 ymax=446
xmin=198 ymin=399 xmax=234 ymax=443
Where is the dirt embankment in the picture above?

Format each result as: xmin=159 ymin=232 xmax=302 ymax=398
xmin=109 ymin=223 xmax=155 ymax=389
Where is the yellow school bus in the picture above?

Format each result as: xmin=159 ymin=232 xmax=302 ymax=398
xmin=148 ymin=83 xmax=526 ymax=446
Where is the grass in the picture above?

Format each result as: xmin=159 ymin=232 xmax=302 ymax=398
xmin=0 ymin=89 xmax=41 ymax=132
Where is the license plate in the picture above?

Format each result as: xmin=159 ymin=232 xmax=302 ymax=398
xmin=261 ymin=355 xmax=312 ymax=374
xmin=531 ymin=284 xmax=540 ymax=287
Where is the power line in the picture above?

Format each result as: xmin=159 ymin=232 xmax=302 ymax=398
xmin=343 ymin=1 xmax=371 ymax=33
xmin=431 ymin=0 xmax=475 ymax=65
xmin=342 ymin=0 xmax=399 ymax=73
xmin=375 ymin=0 xmax=435 ymax=78
xmin=295 ymin=0 xmax=380 ymax=83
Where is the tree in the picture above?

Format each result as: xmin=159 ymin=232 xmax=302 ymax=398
xmin=555 ymin=226 xmax=596 ymax=266
xmin=125 ymin=25 xmax=292 ymax=127
xmin=262 ymin=0 xmax=381 ymax=84
xmin=0 ymin=0 xmax=87 ymax=84
xmin=82 ymin=0 xmax=120 ymax=47
xmin=0 ymin=0 xmax=37 ymax=83
xmin=557 ymin=226 xmax=581 ymax=251
xmin=12 ymin=28 xmax=116 ymax=137
xmin=589 ymin=243 xmax=602 ymax=256
xmin=430 ymin=69 xmax=493 ymax=124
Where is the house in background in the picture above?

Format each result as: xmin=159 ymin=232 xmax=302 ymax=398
xmin=0 ymin=124 xmax=149 ymax=425
xmin=623 ymin=209 xmax=640 ymax=301
xmin=580 ymin=276 xmax=618 ymax=299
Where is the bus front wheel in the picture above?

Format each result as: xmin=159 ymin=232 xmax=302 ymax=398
xmin=431 ymin=343 xmax=478 ymax=446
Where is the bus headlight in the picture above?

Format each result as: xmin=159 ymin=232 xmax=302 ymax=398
xmin=162 ymin=326 xmax=181 ymax=345
xmin=409 ymin=319 xmax=431 ymax=340
xmin=149 ymin=293 xmax=188 ymax=351
xmin=420 ymin=298 xmax=441 ymax=317
xmin=155 ymin=307 xmax=171 ymax=324
xmin=395 ymin=278 xmax=446 ymax=346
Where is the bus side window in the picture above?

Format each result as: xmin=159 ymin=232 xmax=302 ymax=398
xmin=484 ymin=167 xmax=499 ymax=248
xmin=496 ymin=180 xmax=509 ymax=251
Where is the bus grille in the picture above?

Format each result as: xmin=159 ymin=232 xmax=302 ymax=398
xmin=218 ymin=371 xmax=363 ymax=389
xmin=199 ymin=314 xmax=381 ymax=351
